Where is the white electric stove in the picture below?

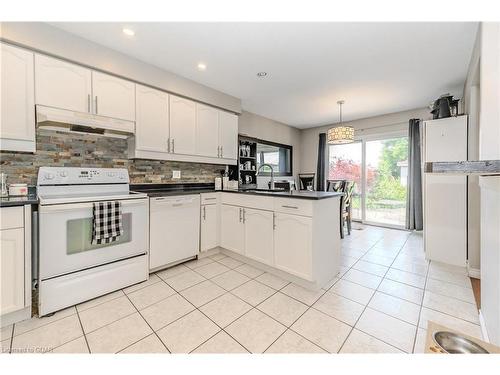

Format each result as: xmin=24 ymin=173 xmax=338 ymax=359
xmin=37 ymin=167 xmax=149 ymax=316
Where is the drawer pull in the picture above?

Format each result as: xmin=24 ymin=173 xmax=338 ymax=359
xmin=204 ymin=197 xmax=217 ymax=200
xmin=282 ymin=205 xmax=299 ymax=209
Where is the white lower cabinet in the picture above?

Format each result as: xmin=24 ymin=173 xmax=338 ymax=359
xmin=273 ymin=212 xmax=313 ymax=281
xmin=243 ymin=208 xmax=274 ymax=266
xmin=220 ymin=204 xmax=245 ymax=254
xmin=0 ymin=205 xmax=31 ymax=326
xmin=200 ymin=204 xmax=218 ymax=252
xmin=0 ymin=228 xmax=25 ymax=315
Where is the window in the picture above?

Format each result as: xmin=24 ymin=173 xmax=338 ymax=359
xmin=256 ymin=140 xmax=292 ymax=176
xmin=328 ymin=135 xmax=408 ymax=228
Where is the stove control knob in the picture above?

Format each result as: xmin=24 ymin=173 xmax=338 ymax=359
xmin=45 ymin=173 xmax=55 ymax=180
xmin=59 ymin=171 xmax=68 ymax=177
xmin=107 ymin=172 xmax=115 ymax=177
xmin=119 ymin=173 xmax=126 ymax=180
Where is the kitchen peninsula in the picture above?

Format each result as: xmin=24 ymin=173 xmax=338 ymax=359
xmin=134 ymin=184 xmax=344 ymax=290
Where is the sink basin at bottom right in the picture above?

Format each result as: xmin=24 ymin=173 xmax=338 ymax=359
xmin=433 ymin=331 xmax=489 ymax=354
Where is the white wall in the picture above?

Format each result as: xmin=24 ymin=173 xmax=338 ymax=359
xmin=0 ymin=22 xmax=241 ymax=113
xmin=299 ymin=107 xmax=431 ymax=174
xmin=477 ymin=22 xmax=500 ymax=346
xmin=238 ymin=111 xmax=301 ymax=187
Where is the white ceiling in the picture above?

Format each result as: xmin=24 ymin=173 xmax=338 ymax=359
xmin=50 ymin=22 xmax=478 ymax=129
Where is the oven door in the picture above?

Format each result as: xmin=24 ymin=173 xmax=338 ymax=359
xmin=39 ymin=198 xmax=149 ymax=279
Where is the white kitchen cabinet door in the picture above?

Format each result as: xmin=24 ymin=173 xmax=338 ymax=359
xmin=0 ymin=228 xmax=25 ymax=315
xmin=200 ymin=204 xmax=218 ymax=252
xmin=196 ymin=104 xmax=219 ymax=157
xmin=169 ymin=95 xmax=196 ymax=155
xmin=424 ymin=174 xmax=467 ymax=267
xmin=219 ymin=111 xmax=238 ymax=160
xmin=274 ymin=213 xmax=313 ymax=281
xmin=425 ymin=116 xmax=467 ymax=162
xmin=243 ymin=208 xmax=274 ymax=266
xmin=135 ymin=85 xmax=169 ymax=153
xmin=0 ymin=43 xmax=35 ymax=152
xmin=220 ymin=204 xmax=245 ymax=254
xmin=92 ymin=71 xmax=135 ymax=121
xmin=35 ymin=54 xmax=92 ymax=113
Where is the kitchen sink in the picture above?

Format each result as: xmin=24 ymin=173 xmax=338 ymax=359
xmin=433 ymin=331 xmax=489 ymax=354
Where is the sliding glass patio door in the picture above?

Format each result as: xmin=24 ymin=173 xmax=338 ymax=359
xmin=328 ymin=135 xmax=408 ymax=228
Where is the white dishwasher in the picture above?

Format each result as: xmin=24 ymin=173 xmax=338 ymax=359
xmin=149 ymin=194 xmax=201 ymax=271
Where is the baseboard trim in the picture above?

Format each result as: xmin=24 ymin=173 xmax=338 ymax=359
xmin=478 ymin=309 xmax=490 ymax=343
xmin=467 ymin=263 xmax=481 ymax=279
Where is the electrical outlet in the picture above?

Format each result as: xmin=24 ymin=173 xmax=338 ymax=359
xmin=172 ymin=170 xmax=181 ymax=179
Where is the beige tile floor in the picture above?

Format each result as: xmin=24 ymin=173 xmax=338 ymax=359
xmin=1 ymin=225 xmax=482 ymax=354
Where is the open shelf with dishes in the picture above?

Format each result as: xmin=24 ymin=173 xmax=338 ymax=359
xmin=237 ymin=137 xmax=258 ymax=188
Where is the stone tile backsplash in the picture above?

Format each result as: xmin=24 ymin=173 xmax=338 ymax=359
xmin=0 ymin=128 xmax=225 ymax=185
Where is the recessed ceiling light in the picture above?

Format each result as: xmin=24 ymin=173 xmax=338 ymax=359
xmin=122 ymin=28 xmax=135 ymax=37
xmin=197 ymin=63 xmax=207 ymax=71
xmin=257 ymin=72 xmax=267 ymax=77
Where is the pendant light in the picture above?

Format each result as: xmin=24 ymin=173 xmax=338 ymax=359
xmin=327 ymin=100 xmax=354 ymax=144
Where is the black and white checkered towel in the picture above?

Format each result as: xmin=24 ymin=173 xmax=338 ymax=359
xmin=91 ymin=201 xmax=124 ymax=245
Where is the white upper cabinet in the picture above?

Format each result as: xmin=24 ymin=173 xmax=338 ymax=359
xmin=196 ymin=104 xmax=219 ymax=158
xmin=0 ymin=43 xmax=35 ymax=152
xmin=92 ymin=71 xmax=135 ymax=121
xmin=135 ymin=85 xmax=169 ymax=153
xmin=169 ymin=95 xmax=196 ymax=155
xmin=219 ymin=111 xmax=238 ymax=160
xmin=35 ymin=54 xmax=92 ymax=113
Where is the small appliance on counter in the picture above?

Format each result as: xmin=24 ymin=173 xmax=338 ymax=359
xmin=8 ymin=183 xmax=28 ymax=196
xmin=214 ymin=176 xmax=222 ymax=190
xmin=429 ymin=93 xmax=461 ymax=119
xmin=0 ymin=173 xmax=8 ymax=197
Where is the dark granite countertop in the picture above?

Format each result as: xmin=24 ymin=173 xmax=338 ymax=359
xmin=131 ymin=183 xmax=343 ymax=200
xmin=0 ymin=193 xmax=38 ymax=207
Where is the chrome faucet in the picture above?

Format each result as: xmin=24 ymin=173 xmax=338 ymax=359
xmin=256 ymin=163 xmax=275 ymax=190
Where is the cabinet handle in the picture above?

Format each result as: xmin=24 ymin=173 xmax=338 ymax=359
xmin=273 ymin=213 xmax=276 ymax=230
xmin=220 ymin=145 xmax=223 ymax=158
xmin=242 ymin=208 xmax=246 ymax=223
xmin=95 ymin=96 xmax=98 ymax=114
xmin=87 ymin=94 xmax=91 ymax=113
xmin=282 ymin=205 xmax=299 ymax=209
xmin=203 ymin=206 xmax=206 ymax=220
xmin=239 ymin=207 xmax=242 ymax=222
xmin=204 ymin=197 xmax=216 ymax=201
xmin=172 ymin=203 xmax=183 ymax=207
xmin=172 ymin=139 xmax=175 ymax=153
xmin=167 ymin=138 xmax=171 ymax=153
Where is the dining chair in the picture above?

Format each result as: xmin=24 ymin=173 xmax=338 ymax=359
xmin=298 ymin=173 xmax=315 ymax=191
xmin=340 ymin=181 xmax=355 ymax=238
xmin=326 ymin=179 xmax=345 ymax=193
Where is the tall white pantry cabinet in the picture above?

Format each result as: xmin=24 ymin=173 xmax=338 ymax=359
xmin=423 ymin=115 xmax=468 ymax=267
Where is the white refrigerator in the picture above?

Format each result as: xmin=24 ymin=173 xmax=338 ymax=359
xmin=423 ymin=115 xmax=468 ymax=267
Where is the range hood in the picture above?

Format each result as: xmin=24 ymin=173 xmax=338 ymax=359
xmin=36 ymin=105 xmax=135 ymax=138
